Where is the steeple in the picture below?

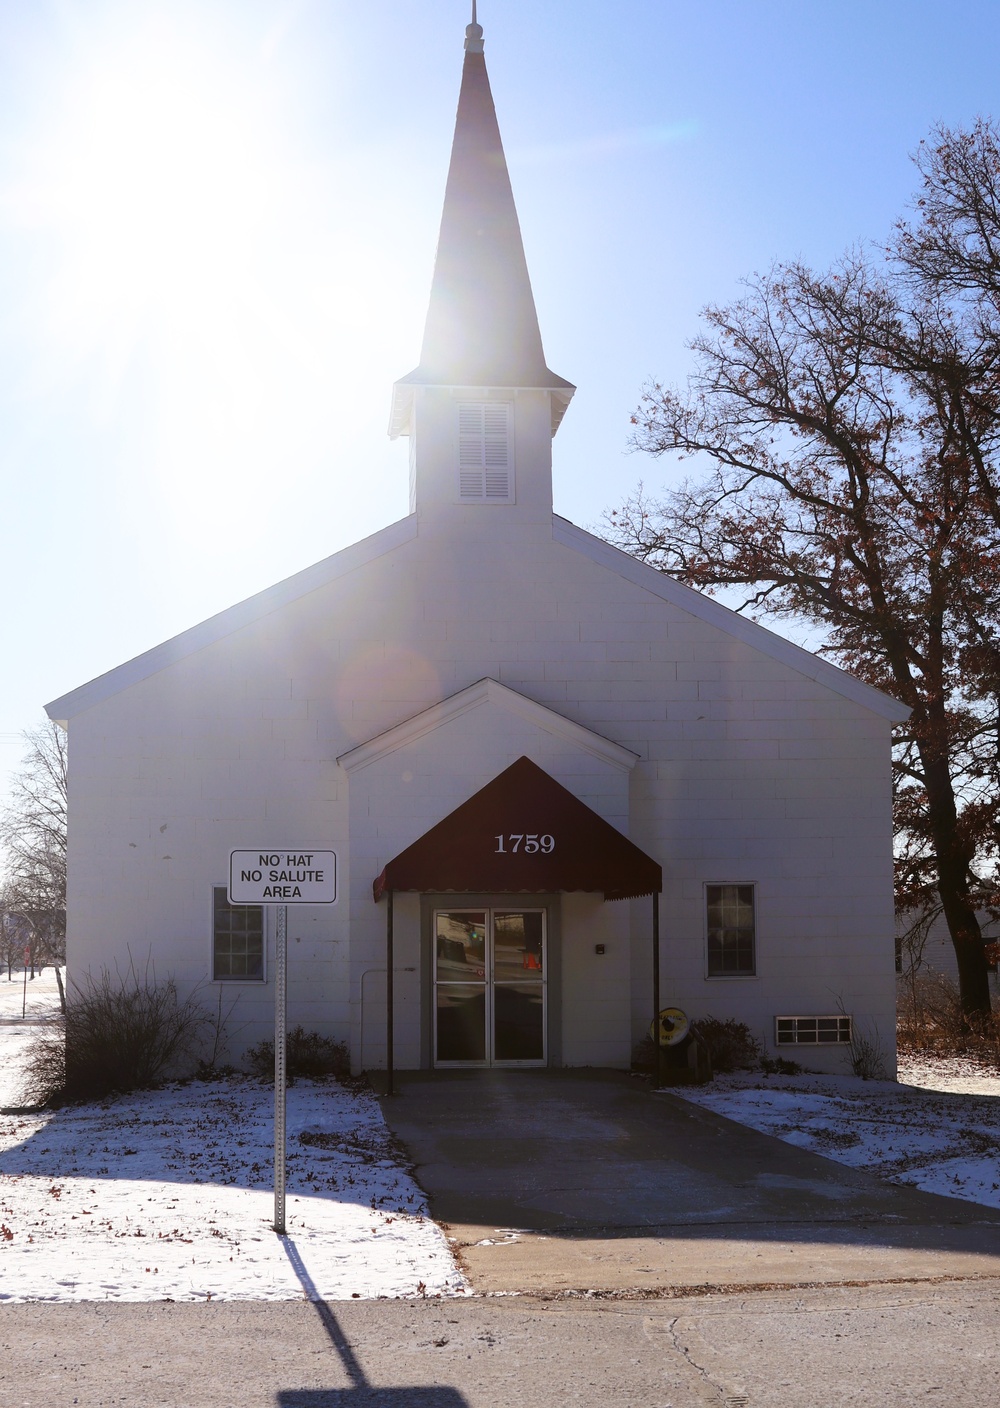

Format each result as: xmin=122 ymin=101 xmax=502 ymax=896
xmin=390 ymin=11 xmax=574 ymax=439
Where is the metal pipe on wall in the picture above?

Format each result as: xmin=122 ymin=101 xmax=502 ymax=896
xmin=652 ymin=890 xmax=663 ymax=1087
xmin=386 ymin=888 xmax=394 ymax=1096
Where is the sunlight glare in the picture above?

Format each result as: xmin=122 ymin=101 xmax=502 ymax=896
xmin=3 ymin=6 xmax=417 ymax=560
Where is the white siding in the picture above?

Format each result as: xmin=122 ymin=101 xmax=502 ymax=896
xmin=58 ymin=381 xmax=899 ymax=1076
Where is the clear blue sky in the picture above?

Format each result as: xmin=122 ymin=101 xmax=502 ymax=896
xmin=2 ymin=0 xmax=999 ymax=796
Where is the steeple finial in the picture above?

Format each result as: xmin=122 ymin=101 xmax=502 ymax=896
xmin=465 ymin=1 xmax=484 ymax=52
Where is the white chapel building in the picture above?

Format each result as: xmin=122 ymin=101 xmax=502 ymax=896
xmin=46 ymin=18 xmax=907 ymax=1076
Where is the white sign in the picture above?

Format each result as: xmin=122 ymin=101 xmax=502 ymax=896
xmin=229 ymin=849 xmax=337 ymax=905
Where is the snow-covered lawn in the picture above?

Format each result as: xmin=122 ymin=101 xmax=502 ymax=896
xmin=0 ymin=973 xmax=466 ymax=1303
xmin=5 ymin=971 xmax=1000 ymax=1304
xmin=672 ymin=1052 xmax=1000 ymax=1210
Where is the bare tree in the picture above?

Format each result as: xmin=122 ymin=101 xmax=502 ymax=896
xmin=0 ymin=885 xmax=26 ymax=980
xmin=0 ymin=722 xmax=68 ymax=981
xmin=606 ymin=124 xmax=1000 ymax=1016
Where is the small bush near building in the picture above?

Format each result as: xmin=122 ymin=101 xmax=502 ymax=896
xmin=245 ymin=1026 xmax=350 ymax=1084
xmin=689 ymin=1017 xmax=763 ymax=1073
xmin=898 ymin=970 xmax=1000 ymax=1069
xmin=759 ymin=1055 xmax=803 ymax=1075
xmin=633 ymin=1019 xmax=800 ymax=1077
xmin=19 ymin=967 xmax=210 ymax=1106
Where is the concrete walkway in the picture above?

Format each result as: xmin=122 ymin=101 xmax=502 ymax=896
xmin=380 ymin=1068 xmax=1000 ymax=1295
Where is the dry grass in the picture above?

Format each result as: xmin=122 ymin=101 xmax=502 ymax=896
xmin=897 ymin=970 xmax=1000 ymax=1071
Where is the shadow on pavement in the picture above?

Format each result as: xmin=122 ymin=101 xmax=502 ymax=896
xmin=379 ymin=1067 xmax=1000 ymax=1293
xmin=278 ymin=1235 xmax=469 ymax=1408
xmin=278 ymin=1393 xmax=467 ymax=1407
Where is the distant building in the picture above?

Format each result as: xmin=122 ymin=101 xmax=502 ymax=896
xmin=897 ymin=910 xmax=1000 ymax=995
xmin=46 ymin=18 xmax=907 ymax=1075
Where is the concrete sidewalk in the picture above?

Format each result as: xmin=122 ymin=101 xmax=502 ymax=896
xmin=379 ymin=1068 xmax=1000 ymax=1295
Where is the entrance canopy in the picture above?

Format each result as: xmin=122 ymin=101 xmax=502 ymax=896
xmin=373 ymin=756 xmax=661 ymax=902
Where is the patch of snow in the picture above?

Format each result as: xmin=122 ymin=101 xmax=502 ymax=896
xmin=673 ymin=1054 xmax=1000 ymax=1211
xmin=0 ymin=978 xmax=466 ymax=1302
xmin=897 ymin=1052 xmax=1000 ymax=1096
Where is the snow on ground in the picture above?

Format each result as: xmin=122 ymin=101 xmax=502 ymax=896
xmin=672 ymin=1051 xmax=1000 ymax=1211
xmin=0 ymin=966 xmax=63 ymax=1023
xmin=0 ymin=973 xmax=466 ymax=1303
xmin=5 ymin=971 xmax=1000 ymax=1303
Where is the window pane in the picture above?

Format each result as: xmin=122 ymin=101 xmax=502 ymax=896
xmin=493 ymin=983 xmax=544 ymax=1061
xmin=435 ymin=912 xmax=487 ymax=982
xmin=492 ymin=911 xmax=544 ymax=982
xmin=436 ymin=984 xmax=486 ymax=1062
xmin=706 ymin=884 xmax=756 ymax=976
xmin=213 ymin=887 xmax=263 ymax=981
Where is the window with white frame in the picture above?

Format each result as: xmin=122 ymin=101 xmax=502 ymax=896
xmin=457 ymin=401 xmax=512 ymax=502
xmin=775 ymin=1015 xmax=852 ymax=1045
xmin=706 ymin=883 xmax=756 ymax=976
xmin=212 ymin=886 xmax=264 ymax=980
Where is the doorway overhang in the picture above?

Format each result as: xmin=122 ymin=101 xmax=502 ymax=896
xmin=372 ymin=755 xmax=661 ymax=902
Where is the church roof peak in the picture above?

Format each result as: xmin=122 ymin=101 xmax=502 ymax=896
xmin=391 ymin=10 xmax=574 ymax=435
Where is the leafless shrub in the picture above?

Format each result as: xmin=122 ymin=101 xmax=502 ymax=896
xmin=832 ymin=998 xmax=888 ymax=1080
xmin=689 ymin=1016 xmax=762 ymax=1073
xmin=18 ymin=965 xmax=211 ymax=1106
xmin=245 ymin=1026 xmax=350 ymax=1085
xmin=17 ymin=1022 xmax=66 ymax=1108
xmin=897 ymin=969 xmax=1000 ymax=1069
xmin=848 ymin=1023 xmax=888 ymax=1081
xmin=194 ymin=987 xmax=244 ymax=1078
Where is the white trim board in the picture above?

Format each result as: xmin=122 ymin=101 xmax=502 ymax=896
xmin=337 ymin=677 xmax=639 ymax=774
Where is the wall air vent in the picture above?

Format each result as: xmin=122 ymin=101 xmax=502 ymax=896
xmin=775 ymin=1015 xmax=852 ymax=1045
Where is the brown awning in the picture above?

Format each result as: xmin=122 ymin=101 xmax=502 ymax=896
xmin=372 ymin=756 xmax=661 ymax=903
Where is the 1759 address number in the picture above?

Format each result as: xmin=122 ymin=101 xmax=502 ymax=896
xmin=494 ymin=833 xmax=555 ymax=854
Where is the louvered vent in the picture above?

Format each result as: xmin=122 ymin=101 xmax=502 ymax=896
xmin=458 ymin=403 xmax=511 ymax=501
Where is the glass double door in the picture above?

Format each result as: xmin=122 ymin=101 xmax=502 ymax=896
xmin=434 ymin=908 xmax=546 ymax=1066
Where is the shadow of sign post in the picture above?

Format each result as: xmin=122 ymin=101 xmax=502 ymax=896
xmin=278 ymin=1238 xmax=469 ymax=1408
xmin=278 ymin=1390 xmax=468 ymax=1406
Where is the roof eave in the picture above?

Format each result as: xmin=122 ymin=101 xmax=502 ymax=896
xmin=552 ymin=515 xmax=912 ymax=724
xmin=45 ymin=515 xmax=420 ymax=722
xmin=389 ymin=376 xmax=575 ymax=440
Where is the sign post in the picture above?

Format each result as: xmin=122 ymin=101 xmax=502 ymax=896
xmin=229 ymin=849 xmax=337 ymax=1235
xmin=273 ymin=903 xmax=287 ymax=1234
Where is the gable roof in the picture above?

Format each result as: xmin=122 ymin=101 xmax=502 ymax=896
xmin=45 ymin=511 xmax=909 ymax=726
xmin=337 ymin=677 xmax=639 ymax=774
xmin=44 ymin=515 xmax=418 ymax=723
xmin=372 ymin=755 xmax=661 ymax=902
xmin=552 ymin=516 xmax=911 ymax=723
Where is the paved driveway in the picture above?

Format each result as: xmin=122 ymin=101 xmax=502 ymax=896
xmin=380 ymin=1068 xmax=1000 ymax=1294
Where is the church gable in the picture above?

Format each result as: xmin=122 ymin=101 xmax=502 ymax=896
xmin=337 ymin=677 xmax=638 ymax=887
xmin=337 ymin=678 xmax=638 ymax=777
